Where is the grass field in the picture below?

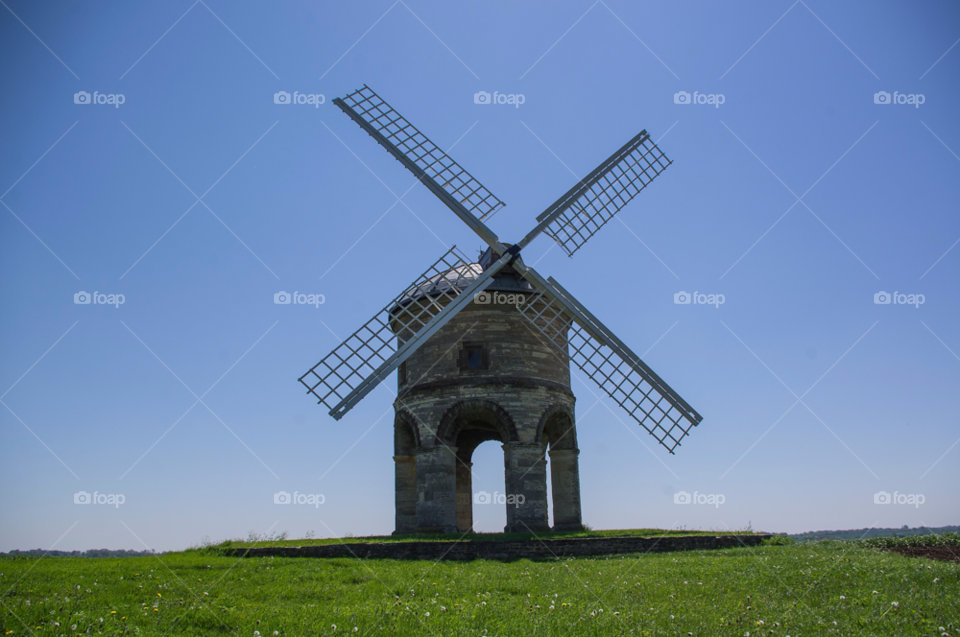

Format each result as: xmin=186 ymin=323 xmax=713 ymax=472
xmin=1 ymin=537 xmax=957 ymax=636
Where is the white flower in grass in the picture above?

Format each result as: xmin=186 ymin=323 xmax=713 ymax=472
xmin=839 ymin=596 xmax=845 ymax=600
xmin=424 ymin=612 xmax=430 ymax=617
xmin=891 ymin=601 xmax=899 ymax=608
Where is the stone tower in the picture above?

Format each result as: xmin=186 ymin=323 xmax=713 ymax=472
xmin=391 ymin=247 xmax=584 ymax=534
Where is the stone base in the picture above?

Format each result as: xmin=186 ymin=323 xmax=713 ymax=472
xmin=551 ymin=523 xmax=586 ymax=532
xmin=228 ymin=534 xmax=773 ymax=561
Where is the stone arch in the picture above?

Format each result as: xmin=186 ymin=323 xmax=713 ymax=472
xmin=394 ymin=408 xmax=421 ymax=452
xmin=393 ymin=409 xmax=420 ymax=534
xmin=434 ymin=399 xmax=518 ymax=447
xmin=536 ymin=404 xmax=577 ymax=450
xmin=534 ymin=403 xmax=583 ymax=531
xmin=432 ymin=400 xmax=519 ymax=533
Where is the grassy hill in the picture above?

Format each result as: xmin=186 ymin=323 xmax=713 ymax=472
xmin=1 ymin=536 xmax=956 ymax=635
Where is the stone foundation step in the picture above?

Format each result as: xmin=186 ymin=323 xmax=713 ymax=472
xmin=223 ymin=534 xmax=771 ymax=561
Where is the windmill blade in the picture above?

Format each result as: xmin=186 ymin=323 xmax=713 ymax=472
xmin=300 ymin=246 xmax=512 ymax=420
xmin=334 ymin=86 xmax=505 ymax=240
xmin=535 ymin=130 xmax=671 ymax=257
xmin=513 ymin=265 xmax=701 ymax=453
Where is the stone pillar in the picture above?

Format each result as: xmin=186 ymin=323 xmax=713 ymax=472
xmin=415 ymin=446 xmax=458 ymax=533
xmin=548 ymin=448 xmax=584 ymax=531
xmin=502 ymin=442 xmax=549 ymax=533
xmin=393 ymin=455 xmax=417 ymax=534
xmin=455 ymin=458 xmax=474 ymax=533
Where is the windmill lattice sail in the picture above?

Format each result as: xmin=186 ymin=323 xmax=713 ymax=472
xmin=299 ymin=247 xmax=478 ymax=412
xmin=537 ymin=131 xmax=671 ymax=257
xmin=517 ymin=277 xmax=701 ymax=453
xmin=335 ymin=85 xmax=505 ymax=221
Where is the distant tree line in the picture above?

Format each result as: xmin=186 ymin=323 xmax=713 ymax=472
xmin=0 ymin=548 xmax=161 ymax=558
xmin=789 ymin=525 xmax=960 ymax=542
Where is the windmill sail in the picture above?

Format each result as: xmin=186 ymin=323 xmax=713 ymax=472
xmin=536 ymin=131 xmax=671 ymax=257
xmin=335 ymin=85 xmax=505 ymax=223
xmin=300 ymin=247 xmax=478 ymax=416
xmin=515 ymin=270 xmax=701 ymax=453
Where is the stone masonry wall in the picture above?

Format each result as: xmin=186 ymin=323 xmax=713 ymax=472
xmin=399 ymin=297 xmax=570 ymax=393
xmin=225 ymin=535 xmax=771 ymax=561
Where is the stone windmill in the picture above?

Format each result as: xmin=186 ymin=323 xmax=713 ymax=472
xmin=301 ymin=86 xmax=702 ymax=534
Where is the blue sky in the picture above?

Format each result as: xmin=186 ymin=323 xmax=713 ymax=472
xmin=1 ymin=0 xmax=958 ymax=552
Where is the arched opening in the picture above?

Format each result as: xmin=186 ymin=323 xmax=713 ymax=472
xmin=539 ymin=407 xmax=584 ymax=532
xmin=436 ymin=401 xmax=516 ymax=533
xmin=461 ymin=438 xmax=507 ymax=532
xmin=393 ymin=412 xmax=420 ymax=534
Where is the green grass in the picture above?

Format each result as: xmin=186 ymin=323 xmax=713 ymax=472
xmin=1 ymin=539 xmax=957 ymax=636
xmin=215 ymin=527 xmax=741 ymax=549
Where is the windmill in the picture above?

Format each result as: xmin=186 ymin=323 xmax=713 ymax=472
xmin=300 ymin=86 xmax=702 ymax=533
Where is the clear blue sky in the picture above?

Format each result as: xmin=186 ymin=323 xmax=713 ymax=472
xmin=1 ymin=0 xmax=958 ymax=552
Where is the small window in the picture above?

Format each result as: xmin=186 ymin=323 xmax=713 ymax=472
xmin=466 ymin=347 xmax=483 ymax=369
xmin=458 ymin=342 xmax=488 ymax=371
